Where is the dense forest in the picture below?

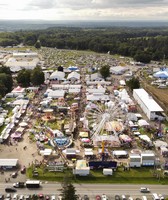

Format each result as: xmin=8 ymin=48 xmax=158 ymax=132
xmin=1 ymin=27 xmax=168 ymax=63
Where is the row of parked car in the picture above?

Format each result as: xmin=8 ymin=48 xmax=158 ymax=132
xmin=0 ymin=194 xmax=57 ymax=200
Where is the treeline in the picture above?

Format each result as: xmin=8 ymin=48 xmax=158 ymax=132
xmin=1 ymin=27 xmax=168 ymax=62
xmin=0 ymin=67 xmax=13 ymax=98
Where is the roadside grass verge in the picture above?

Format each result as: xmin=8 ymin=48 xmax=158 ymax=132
xmin=27 ymin=166 xmax=168 ymax=184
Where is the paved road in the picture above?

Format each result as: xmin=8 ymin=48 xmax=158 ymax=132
xmin=0 ymin=183 xmax=168 ymax=199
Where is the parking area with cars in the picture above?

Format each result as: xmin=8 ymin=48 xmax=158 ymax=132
xmin=0 ymin=193 xmax=167 ymax=200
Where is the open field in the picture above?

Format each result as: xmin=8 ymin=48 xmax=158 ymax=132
xmin=143 ymin=84 xmax=168 ymax=115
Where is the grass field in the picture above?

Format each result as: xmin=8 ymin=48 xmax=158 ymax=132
xmin=141 ymin=81 xmax=168 ymax=115
xmin=27 ymin=166 xmax=168 ymax=184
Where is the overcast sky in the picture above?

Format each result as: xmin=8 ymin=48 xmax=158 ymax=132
xmin=0 ymin=0 xmax=168 ymax=21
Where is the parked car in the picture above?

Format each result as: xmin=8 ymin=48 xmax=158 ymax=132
xmin=115 ymin=195 xmax=121 ymax=200
xmin=121 ymin=195 xmax=127 ymax=200
xmin=12 ymin=194 xmax=18 ymax=200
xmin=45 ymin=196 xmax=50 ymax=200
xmin=95 ymin=195 xmax=101 ymax=200
xmin=19 ymin=195 xmax=24 ymax=200
xmin=158 ymin=194 xmax=165 ymax=200
xmin=140 ymin=187 xmax=150 ymax=193
xmin=5 ymin=188 xmax=17 ymax=193
xmin=57 ymin=195 xmax=63 ymax=200
xmin=5 ymin=194 xmax=11 ymax=200
xmin=38 ymin=194 xmax=44 ymax=199
xmin=11 ymin=172 xmax=18 ymax=178
xmin=24 ymin=195 xmax=31 ymax=200
xmin=50 ymin=196 xmax=55 ymax=200
xmin=102 ymin=194 xmax=108 ymax=200
xmin=0 ymin=194 xmax=4 ymax=200
xmin=20 ymin=167 xmax=26 ymax=174
xmin=82 ymin=195 xmax=89 ymax=200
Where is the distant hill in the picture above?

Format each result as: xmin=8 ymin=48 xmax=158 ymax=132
xmin=0 ymin=20 xmax=168 ymax=31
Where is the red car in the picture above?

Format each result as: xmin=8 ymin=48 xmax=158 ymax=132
xmin=95 ymin=195 xmax=101 ymax=200
xmin=21 ymin=166 xmax=26 ymax=174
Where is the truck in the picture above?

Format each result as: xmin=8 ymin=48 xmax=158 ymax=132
xmin=13 ymin=182 xmax=25 ymax=188
xmin=25 ymin=180 xmax=41 ymax=188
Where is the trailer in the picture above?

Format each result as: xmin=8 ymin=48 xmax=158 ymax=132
xmin=25 ymin=180 xmax=41 ymax=188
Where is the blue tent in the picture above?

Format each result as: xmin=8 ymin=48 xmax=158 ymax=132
xmin=153 ymin=71 xmax=168 ymax=78
xmin=68 ymin=66 xmax=78 ymax=71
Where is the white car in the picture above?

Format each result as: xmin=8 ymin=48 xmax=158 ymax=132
xmin=158 ymin=194 xmax=164 ymax=200
xmin=19 ymin=195 xmax=24 ymax=200
xmin=101 ymin=194 xmax=108 ymax=200
xmin=12 ymin=194 xmax=18 ymax=200
xmin=140 ymin=187 xmax=150 ymax=193
xmin=51 ymin=195 xmax=56 ymax=200
xmin=57 ymin=195 xmax=63 ymax=200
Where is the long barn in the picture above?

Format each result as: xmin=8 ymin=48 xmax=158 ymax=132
xmin=133 ymin=88 xmax=165 ymax=120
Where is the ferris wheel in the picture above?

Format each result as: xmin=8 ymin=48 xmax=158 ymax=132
xmin=85 ymin=99 xmax=124 ymax=139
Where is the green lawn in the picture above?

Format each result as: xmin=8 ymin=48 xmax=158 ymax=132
xmin=27 ymin=166 xmax=168 ymax=184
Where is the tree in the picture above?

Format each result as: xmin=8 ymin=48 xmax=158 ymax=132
xmin=126 ymin=77 xmax=140 ymax=91
xmin=31 ymin=66 xmax=44 ymax=86
xmin=61 ymin=177 xmax=78 ymax=200
xmin=0 ymin=73 xmax=13 ymax=93
xmin=58 ymin=66 xmax=64 ymax=72
xmin=34 ymin=40 xmax=41 ymax=49
xmin=17 ymin=69 xmax=31 ymax=87
xmin=134 ymin=51 xmax=152 ymax=63
xmin=99 ymin=65 xmax=110 ymax=80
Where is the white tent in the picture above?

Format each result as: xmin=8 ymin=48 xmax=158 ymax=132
xmin=67 ymin=71 xmax=80 ymax=81
xmin=49 ymin=71 xmax=65 ymax=81
xmin=138 ymin=119 xmax=149 ymax=126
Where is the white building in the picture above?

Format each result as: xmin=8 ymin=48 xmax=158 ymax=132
xmin=110 ymin=66 xmax=127 ymax=75
xmin=46 ymin=90 xmax=65 ymax=99
xmin=133 ymin=88 xmax=165 ymax=120
xmin=73 ymin=160 xmax=90 ymax=176
xmin=86 ymin=93 xmax=109 ymax=101
xmin=86 ymin=88 xmax=105 ymax=94
xmin=129 ymin=154 xmax=141 ymax=167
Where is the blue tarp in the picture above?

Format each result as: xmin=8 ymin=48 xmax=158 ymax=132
xmin=153 ymin=71 xmax=168 ymax=78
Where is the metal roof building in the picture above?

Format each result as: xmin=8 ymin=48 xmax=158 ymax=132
xmin=133 ymin=88 xmax=164 ymax=120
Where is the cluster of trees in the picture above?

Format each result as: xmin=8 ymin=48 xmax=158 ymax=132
xmin=126 ymin=77 xmax=140 ymax=91
xmin=1 ymin=27 xmax=168 ymax=63
xmin=17 ymin=66 xmax=44 ymax=87
xmin=0 ymin=66 xmax=13 ymax=98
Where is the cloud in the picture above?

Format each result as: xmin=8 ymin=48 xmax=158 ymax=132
xmin=25 ymin=0 xmax=56 ymax=10
xmin=0 ymin=0 xmax=168 ymax=20
xmin=24 ymin=0 xmax=168 ymax=11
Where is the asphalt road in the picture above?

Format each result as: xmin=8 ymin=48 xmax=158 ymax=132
xmin=0 ymin=183 xmax=168 ymax=199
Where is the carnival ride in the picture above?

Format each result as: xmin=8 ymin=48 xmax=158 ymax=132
xmin=85 ymin=101 xmax=124 ymax=138
xmin=41 ymin=109 xmax=56 ymax=122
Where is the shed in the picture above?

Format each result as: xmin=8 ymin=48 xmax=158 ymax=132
xmin=103 ymin=168 xmax=113 ymax=175
xmin=73 ymin=160 xmax=90 ymax=176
